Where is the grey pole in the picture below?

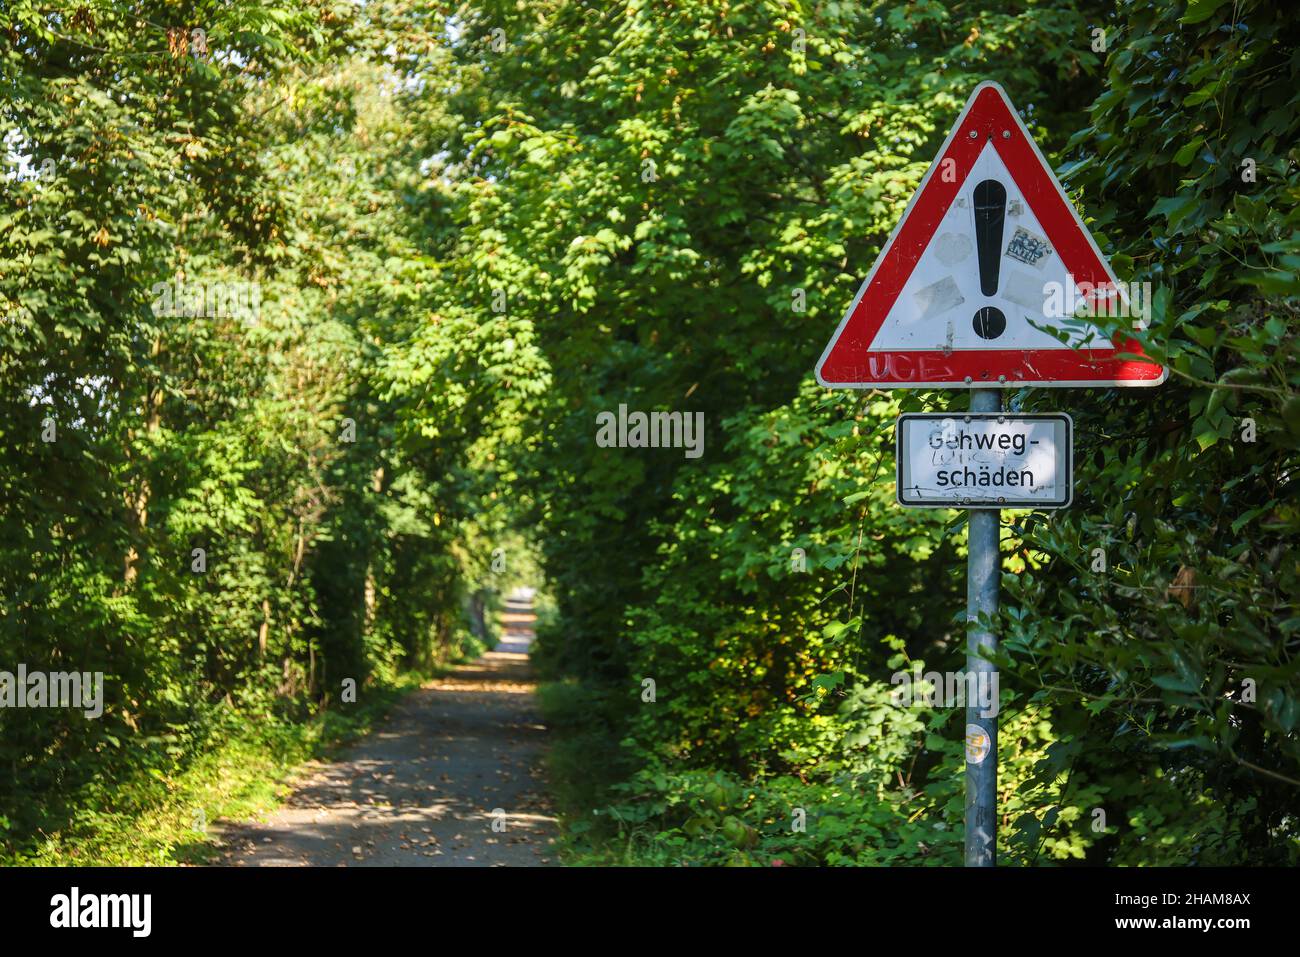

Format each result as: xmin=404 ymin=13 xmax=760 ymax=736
xmin=965 ymin=387 xmax=1002 ymax=866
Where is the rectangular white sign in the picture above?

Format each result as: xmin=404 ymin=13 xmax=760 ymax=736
xmin=896 ymin=413 xmax=1072 ymax=508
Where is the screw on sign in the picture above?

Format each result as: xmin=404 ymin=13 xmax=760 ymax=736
xmin=814 ymin=81 xmax=1164 ymax=866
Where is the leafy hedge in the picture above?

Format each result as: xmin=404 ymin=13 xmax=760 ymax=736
xmin=2 ymin=0 xmax=1295 ymax=867
xmin=0 ymin=3 xmax=534 ymax=858
xmin=441 ymin=0 xmax=1299 ymax=864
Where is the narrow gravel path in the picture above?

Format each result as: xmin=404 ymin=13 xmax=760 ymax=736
xmin=219 ymin=591 xmax=557 ymax=866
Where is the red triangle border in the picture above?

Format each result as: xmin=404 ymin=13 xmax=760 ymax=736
xmin=815 ymin=81 xmax=1165 ymax=389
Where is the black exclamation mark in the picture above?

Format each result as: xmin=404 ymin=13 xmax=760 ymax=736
xmin=972 ymin=178 xmax=1007 ymax=339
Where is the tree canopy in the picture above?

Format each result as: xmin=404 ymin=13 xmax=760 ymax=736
xmin=1 ymin=0 xmax=1296 ymax=865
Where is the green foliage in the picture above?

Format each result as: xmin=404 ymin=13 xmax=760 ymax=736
xmin=0 ymin=3 xmax=541 ymax=860
xmin=498 ymin=0 xmax=1299 ymax=865
xmin=2 ymin=672 xmax=420 ymax=866
xmin=999 ymin=0 xmax=1300 ymax=864
xmin=2 ymin=0 xmax=1297 ymax=867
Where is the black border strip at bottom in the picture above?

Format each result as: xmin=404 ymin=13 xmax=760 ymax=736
xmin=0 ymin=864 xmax=1290 ymax=943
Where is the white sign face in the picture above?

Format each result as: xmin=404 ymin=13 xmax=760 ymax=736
xmin=866 ymin=143 xmax=1105 ymax=355
xmin=896 ymin=413 xmax=1072 ymax=508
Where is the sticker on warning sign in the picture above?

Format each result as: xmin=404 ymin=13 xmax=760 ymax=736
xmin=1004 ymin=226 xmax=1052 ymax=268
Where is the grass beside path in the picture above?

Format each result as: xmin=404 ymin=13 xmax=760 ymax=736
xmin=536 ymin=678 xmax=638 ymax=865
xmin=1 ymin=673 xmax=427 ymax=867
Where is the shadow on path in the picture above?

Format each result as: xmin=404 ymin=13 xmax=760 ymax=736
xmin=219 ymin=590 xmax=556 ymax=867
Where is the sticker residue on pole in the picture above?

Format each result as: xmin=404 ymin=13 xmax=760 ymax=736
xmin=965 ymin=724 xmax=991 ymax=765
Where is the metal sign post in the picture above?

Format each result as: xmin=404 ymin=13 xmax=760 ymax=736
xmin=895 ymin=396 xmax=1071 ymax=865
xmin=964 ymin=388 xmax=1001 ymax=867
xmin=814 ymin=79 xmax=1165 ymax=867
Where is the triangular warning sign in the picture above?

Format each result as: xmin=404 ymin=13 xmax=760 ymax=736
xmin=815 ymin=81 xmax=1165 ymax=389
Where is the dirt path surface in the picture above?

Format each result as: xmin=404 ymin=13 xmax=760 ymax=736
xmin=220 ymin=590 xmax=557 ymax=867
